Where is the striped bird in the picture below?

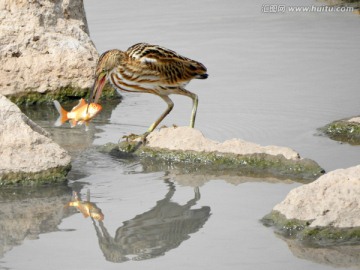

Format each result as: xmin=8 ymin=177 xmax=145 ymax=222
xmin=89 ymin=43 xmax=208 ymax=139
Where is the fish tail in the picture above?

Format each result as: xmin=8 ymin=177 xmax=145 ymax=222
xmin=53 ymin=100 xmax=69 ymax=126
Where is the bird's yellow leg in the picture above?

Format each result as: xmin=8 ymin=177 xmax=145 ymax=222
xmin=178 ymin=89 xmax=198 ymax=128
xmin=190 ymin=94 xmax=198 ymax=128
xmin=147 ymin=95 xmax=174 ymax=133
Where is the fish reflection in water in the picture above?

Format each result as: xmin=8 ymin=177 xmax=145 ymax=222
xmin=67 ymin=190 xmax=104 ymax=221
xmin=93 ymin=180 xmax=211 ymax=263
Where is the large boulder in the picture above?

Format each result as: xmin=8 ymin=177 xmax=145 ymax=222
xmin=0 ymin=94 xmax=71 ymax=185
xmin=273 ymin=165 xmax=360 ymax=227
xmin=0 ymin=0 xmax=98 ymax=102
xmin=263 ymin=165 xmax=360 ymax=245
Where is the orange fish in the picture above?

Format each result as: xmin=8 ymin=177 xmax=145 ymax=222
xmin=67 ymin=191 xmax=104 ymax=221
xmin=53 ymin=98 xmax=102 ymax=127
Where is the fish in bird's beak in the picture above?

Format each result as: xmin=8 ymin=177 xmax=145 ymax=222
xmin=54 ymin=98 xmax=102 ymax=128
xmin=90 ymin=71 xmax=107 ymax=104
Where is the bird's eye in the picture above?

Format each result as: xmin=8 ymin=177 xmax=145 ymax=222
xmin=102 ymin=68 xmax=107 ymax=72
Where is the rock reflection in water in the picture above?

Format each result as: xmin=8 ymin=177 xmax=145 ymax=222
xmin=119 ymin=158 xmax=296 ymax=186
xmin=0 ymin=185 xmax=72 ymax=259
xmin=278 ymin=234 xmax=360 ymax=269
xmin=92 ymin=180 xmax=210 ymax=262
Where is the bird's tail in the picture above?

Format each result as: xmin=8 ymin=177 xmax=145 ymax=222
xmin=53 ymin=100 xmax=69 ymax=126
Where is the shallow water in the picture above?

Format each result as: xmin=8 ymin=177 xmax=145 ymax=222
xmin=2 ymin=0 xmax=360 ymax=269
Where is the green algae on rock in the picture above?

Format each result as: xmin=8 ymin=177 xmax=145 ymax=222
xmin=0 ymin=164 xmax=71 ymax=186
xmin=7 ymin=83 xmax=119 ymax=105
xmin=101 ymin=127 xmax=325 ymax=182
xmin=322 ymin=117 xmax=360 ymax=145
xmin=262 ymin=211 xmax=360 ymax=246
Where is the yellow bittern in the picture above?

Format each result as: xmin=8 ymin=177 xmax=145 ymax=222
xmin=89 ymin=43 xmax=208 ymax=138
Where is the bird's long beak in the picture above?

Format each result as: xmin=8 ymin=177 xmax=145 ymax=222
xmin=89 ymin=72 xmax=107 ymax=104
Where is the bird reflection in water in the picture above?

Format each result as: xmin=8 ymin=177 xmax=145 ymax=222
xmin=92 ymin=180 xmax=211 ymax=263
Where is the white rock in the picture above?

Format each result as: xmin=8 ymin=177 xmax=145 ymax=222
xmin=0 ymin=0 xmax=98 ymax=96
xmin=273 ymin=165 xmax=360 ymax=227
xmin=348 ymin=117 xmax=360 ymax=123
xmin=146 ymin=126 xmax=300 ymax=160
xmin=0 ymin=94 xmax=71 ymax=183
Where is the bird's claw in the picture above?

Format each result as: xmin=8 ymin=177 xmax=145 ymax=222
xmin=122 ymin=132 xmax=150 ymax=145
xmin=122 ymin=133 xmax=140 ymax=142
xmin=159 ymin=124 xmax=177 ymax=130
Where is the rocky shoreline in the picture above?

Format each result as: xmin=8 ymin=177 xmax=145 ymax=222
xmin=102 ymin=127 xmax=325 ymax=182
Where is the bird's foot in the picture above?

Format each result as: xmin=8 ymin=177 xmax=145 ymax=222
xmin=159 ymin=124 xmax=178 ymax=130
xmin=122 ymin=133 xmax=140 ymax=142
xmin=122 ymin=132 xmax=150 ymax=145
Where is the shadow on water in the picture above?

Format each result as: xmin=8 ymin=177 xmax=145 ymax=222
xmin=67 ymin=180 xmax=210 ymax=263
xmin=0 ymin=185 xmax=72 ymax=259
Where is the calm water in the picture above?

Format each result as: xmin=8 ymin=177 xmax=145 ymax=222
xmin=2 ymin=0 xmax=360 ymax=269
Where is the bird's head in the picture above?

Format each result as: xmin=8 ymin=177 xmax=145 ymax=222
xmin=89 ymin=49 xmax=124 ymax=104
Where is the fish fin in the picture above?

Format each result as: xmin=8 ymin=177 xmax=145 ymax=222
xmin=53 ymin=100 xmax=69 ymax=126
xmin=69 ymin=120 xmax=77 ymax=128
xmin=71 ymin=98 xmax=87 ymax=112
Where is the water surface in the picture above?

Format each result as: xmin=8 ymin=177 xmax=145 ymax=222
xmin=2 ymin=0 xmax=360 ymax=269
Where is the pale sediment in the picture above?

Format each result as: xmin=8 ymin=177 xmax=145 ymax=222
xmin=102 ymin=127 xmax=324 ymax=182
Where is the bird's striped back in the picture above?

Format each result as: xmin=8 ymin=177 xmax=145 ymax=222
xmin=97 ymin=43 xmax=208 ymax=96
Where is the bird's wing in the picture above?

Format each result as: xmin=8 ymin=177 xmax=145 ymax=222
xmin=126 ymin=43 xmax=207 ymax=84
